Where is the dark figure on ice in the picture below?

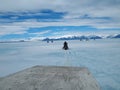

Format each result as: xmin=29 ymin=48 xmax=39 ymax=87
xmin=47 ymin=40 xmax=49 ymax=43
xmin=51 ymin=39 xmax=54 ymax=43
xmin=63 ymin=41 xmax=69 ymax=50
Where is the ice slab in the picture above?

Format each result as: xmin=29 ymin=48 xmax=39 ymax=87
xmin=0 ymin=65 xmax=100 ymax=90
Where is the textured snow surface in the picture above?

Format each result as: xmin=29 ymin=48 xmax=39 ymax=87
xmin=0 ymin=66 xmax=100 ymax=90
xmin=0 ymin=39 xmax=120 ymax=90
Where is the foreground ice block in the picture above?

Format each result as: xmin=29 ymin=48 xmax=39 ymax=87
xmin=0 ymin=66 xmax=100 ymax=90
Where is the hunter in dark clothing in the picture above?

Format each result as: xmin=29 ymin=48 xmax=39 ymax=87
xmin=63 ymin=41 xmax=69 ymax=50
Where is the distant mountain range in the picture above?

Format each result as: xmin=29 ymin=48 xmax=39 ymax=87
xmin=0 ymin=34 xmax=120 ymax=43
xmin=43 ymin=35 xmax=101 ymax=41
xmin=43 ymin=34 xmax=120 ymax=41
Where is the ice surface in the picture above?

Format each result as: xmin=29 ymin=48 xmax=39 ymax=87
xmin=0 ymin=39 xmax=120 ymax=90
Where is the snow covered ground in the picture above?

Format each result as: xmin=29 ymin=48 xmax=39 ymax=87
xmin=0 ymin=39 xmax=120 ymax=90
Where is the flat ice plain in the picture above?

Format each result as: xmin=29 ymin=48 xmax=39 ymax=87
xmin=0 ymin=39 xmax=120 ymax=90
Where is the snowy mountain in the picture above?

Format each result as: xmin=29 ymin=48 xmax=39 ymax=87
xmin=113 ymin=34 xmax=120 ymax=38
xmin=43 ymin=34 xmax=120 ymax=41
xmin=107 ymin=34 xmax=120 ymax=38
xmin=43 ymin=35 xmax=102 ymax=41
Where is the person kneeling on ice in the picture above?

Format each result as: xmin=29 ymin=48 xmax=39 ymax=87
xmin=63 ymin=41 xmax=69 ymax=50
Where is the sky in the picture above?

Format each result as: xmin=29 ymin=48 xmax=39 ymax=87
xmin=0 ymin=0 xmax=120 ymax=40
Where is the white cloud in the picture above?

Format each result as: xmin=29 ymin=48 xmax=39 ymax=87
xmin=0 ymin=17 xmax=119 ymax=36
xmin=0 ymin=26 xmax=27 ymax=35
xmin=30 ymin=30 xmax=51 ymax=36
xmin=0 ymin=0 xmax=120 ymax=38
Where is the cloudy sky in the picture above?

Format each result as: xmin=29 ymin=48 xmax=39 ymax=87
xmin=0 ymin=0 xmax=120 ymax=40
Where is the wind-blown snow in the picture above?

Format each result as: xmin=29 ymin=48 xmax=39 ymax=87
xmin=0 ymin=39 xmax=120 ymax=90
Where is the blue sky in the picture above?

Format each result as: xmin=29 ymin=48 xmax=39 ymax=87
xmin=0 ymin=0 xmax=120 ymax=40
